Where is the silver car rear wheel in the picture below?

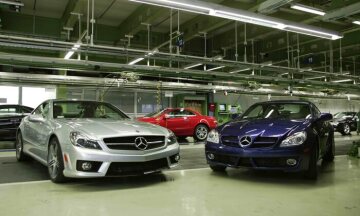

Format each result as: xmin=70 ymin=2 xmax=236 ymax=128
xmin=16 ymin=132 xmax=28 ymax=161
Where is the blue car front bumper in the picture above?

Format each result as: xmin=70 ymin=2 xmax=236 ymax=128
xmin=205 ymin=142 xmax=311 ymax=172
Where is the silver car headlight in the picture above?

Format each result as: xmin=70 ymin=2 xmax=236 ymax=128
xmin=280 ymin=131 xmax=307 ymax=147
xmin=70 ymin=131 xmax=102 ymax=150
xmin=167 ymin=130 xmax=177 ymax=145
xmin=207 ymin=129 xmax=220 ymax=144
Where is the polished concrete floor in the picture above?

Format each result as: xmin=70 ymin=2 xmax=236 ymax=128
xmin=0 ymin=156 xmax=359 ymax=216
xmin=0 ymin=135 xmax=359 ymax=216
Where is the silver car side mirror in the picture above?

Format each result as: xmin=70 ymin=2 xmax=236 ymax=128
xmin=29 ymin=115 xmax=45 ymax=123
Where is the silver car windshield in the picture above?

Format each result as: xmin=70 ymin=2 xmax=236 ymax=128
xmin=53 ymin=101 xmax=130 ymax=120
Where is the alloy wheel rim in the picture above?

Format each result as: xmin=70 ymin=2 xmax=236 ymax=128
xmin=344 ymin=125 xmax=350 ymax=134
xmin=196 ymin=126 xmax=208 ymax=140
xmin=48 ymin=143 xmax=59 ymax=178
xmin=16 ymin=135 xmax=22 ymax=158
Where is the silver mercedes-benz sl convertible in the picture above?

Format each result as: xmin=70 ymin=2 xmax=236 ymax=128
xmin=16 ymin=100 xmax=180 ymax=183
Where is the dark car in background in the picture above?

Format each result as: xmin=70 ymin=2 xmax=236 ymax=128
xmin=205 ymin=100 xmax=334 ymax=180
xmin=0 ymin=105 xmax=33 ymax=141
xmin=331 ymin=112 xmax=357 ymax=135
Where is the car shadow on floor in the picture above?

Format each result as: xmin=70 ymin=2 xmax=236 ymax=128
xmin=61 ymin=173 xmax=176 ymax=192
xmin=209 ymin=160 xmax=336 ymax=188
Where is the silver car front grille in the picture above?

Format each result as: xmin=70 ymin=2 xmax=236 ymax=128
xmin=103 ymin=136 xmax=166 ymax=150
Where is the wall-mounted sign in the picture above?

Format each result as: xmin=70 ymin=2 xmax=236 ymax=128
xmin=0 ymin=98 xmax=7 ymax=103
xmin=165 ymin=91 xmax=173 ymax=98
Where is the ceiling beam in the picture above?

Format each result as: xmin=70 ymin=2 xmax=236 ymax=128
xmin=61 ymin=0 xmax=86 ymax=29
xmin=115 ymin=5 xmax=169 ymax=45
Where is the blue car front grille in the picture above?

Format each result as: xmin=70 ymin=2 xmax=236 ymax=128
xmin=251 ymin=137 xmax=278 ymax=148
xmin=221 ymin=136 xmax=278 ymax=148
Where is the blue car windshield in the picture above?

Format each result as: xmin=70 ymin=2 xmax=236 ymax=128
xmin=53 ymin=101 xmax=130 ymax=120
xmin=240 ymin=103 xmax=312 ymax=120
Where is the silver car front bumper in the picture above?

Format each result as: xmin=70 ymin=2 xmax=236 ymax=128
xmin=62 ymin=143 xmax=180 ymax=178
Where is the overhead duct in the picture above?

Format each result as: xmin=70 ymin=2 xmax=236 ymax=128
xmin=323 ymin=2 xmax=360 ymax=21
xmin=257 ymin=0 xmax=294 ymax=14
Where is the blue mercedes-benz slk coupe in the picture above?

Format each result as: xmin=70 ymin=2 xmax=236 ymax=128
xmin=205 ymin=100 xmax=334 ymax=179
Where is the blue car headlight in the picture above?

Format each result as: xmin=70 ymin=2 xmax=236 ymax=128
xmin=280 ymin=131 xmax=307 ymax=147
xmin=207 ymin=129 xmax=220 ymax=144
xmin=70 ymin=131 xmax=102 ymax=150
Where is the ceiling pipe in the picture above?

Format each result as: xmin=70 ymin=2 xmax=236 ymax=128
xmin=0 ymin=33 xmax=357 ymax=80
xmin=0 ymin=52 xmax=359 ymax=92
xmin=0 ymin=71 xmax=359 ymax=100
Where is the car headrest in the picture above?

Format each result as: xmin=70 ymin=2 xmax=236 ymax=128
xmin=53 ymin=105 xmax=63 ymax=118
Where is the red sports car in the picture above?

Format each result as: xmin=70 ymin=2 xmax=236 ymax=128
xmin=137 ymin=108 xmax=217 ymax=141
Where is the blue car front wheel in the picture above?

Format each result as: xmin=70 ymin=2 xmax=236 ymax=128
xmin=210 ymin=164 xmax=227 ymax=172
xmin=304 ymin=146 xmax=318 ymax=180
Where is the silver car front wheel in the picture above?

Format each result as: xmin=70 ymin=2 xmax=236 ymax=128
xmin=47 ymin=138 xmax=66 ymax=183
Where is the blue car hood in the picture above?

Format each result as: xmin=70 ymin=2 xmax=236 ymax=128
xmin=219 ymin=118 xmax=310 ymax=138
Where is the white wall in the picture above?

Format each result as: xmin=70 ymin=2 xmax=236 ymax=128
xmin=0 ymin=86 xmax=19 ymax=105
xmin=22 ymin=87 xmax=56 ymax=108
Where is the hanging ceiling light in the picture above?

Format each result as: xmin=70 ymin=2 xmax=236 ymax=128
xmin=290 ymin=4 xmax=326 ymax=16
xmin=128 ymin=57 xmax=145 ymax=65
xmin=184 ymin=63 xmax=203 ymax=69
xmin=207 ymin=66 xmax=225 ymax=71
xmin=64 ymin=44 xmax=81 ymax=60
xmin=130 ymin=0 xmax=342 ymax=40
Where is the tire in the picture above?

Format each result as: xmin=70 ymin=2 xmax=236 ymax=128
xmin=194 ymin=124 xmax=209 ymax=141
xmin=210 ymin=165 xmax=227 ymax=172
xmin=340 ymin=123 xmax=351 ymax=135
xmin=304 ymin=145 xmax=318 ymax=180
xmin=47 ymin=138 xmax=67 ymax=183
xmin=323 ymin=133 xmax=335 ymax=162
xmin=15 ymin=132 xmax=29 ymax=162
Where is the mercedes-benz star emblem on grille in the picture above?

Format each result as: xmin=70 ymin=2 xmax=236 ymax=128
xmin=134 ymin=137 xmax=148 ymax=150
xmin=239 ymin=136 xmax=252 ymax=147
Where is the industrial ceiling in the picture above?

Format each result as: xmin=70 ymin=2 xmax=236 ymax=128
xmin=0 ymin=0 xmax=359 ymax=98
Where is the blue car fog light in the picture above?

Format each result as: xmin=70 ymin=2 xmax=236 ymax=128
xmin=207 ymin=153 xmax=215 ymax=160
xmin=286 ymin=158 xmax=297 ymax=166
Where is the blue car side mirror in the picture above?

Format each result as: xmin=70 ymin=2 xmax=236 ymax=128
xmin=319 ymin=113 xmax=333 ymax=121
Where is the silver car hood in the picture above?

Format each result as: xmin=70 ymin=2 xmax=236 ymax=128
xmin=55 ymin=118 xmax=168 ymax=138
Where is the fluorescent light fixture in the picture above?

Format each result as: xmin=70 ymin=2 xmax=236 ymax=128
xmin=229 ymin=68 xmax=251 ymax=74
xmin=212 ymin=10 xmax=286 ymax=30
xmin=332 ymin=79 xmax=353 ymax=83
xmin=184 ymin=63 xmax=202 ymax=69
xmin=284 ymin=25 xmax=342 ymax=40
xmin=291 ymin=4 xmax=325 ymax=16
xmin=0 ymin=0 xmax=24 ymax=7
xmin=128 ymin=57 xmax=145 ymax=65
xmin=261 ymin=61 xmax=273 ymax=67
xmin=130 ymin=0 xmax=342 ymax=40
xmin=306 ymin=76 xmax=325 ymax=80
xmin=64 ymin=43 xmax=81 ymax=60
xmin=353 ymin=21 xmax=360 ymax=25
xmin=130 ymin=0 xmax=212 ymax=15
xmin=207 ymin=66 xmax=225 ymax=71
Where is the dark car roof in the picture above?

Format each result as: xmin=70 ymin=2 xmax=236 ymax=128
xmin=252 ymin=100 xmax=313 ymax=106
xmin=0 ymin=104 xmax=33 ymax=109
